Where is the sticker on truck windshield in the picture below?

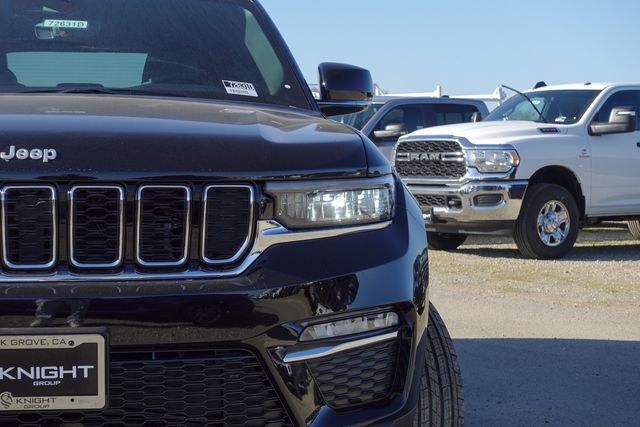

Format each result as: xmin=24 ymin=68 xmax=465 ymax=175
xmin=43 ymin=20 xmax=88 ymax=29
xmin=222 ymin=80 xmax=258 ymax=98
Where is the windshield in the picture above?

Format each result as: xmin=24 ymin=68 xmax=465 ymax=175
xmin=485 ymin=90 xmax=600 ymax=124
xmin=333 ymin=103 xmax=384 ymax=130
xmin=0 ymin=0 xmax=311 ymax=108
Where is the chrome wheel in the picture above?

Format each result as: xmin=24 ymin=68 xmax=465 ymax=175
xmin=537 ymin=200 xmax=570 ymax=247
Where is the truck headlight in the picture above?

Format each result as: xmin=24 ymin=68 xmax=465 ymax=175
xmin=466 ymin=149 xmax=520 ymax=173
xmin=265 ymin=175 xmax=395 ymax=229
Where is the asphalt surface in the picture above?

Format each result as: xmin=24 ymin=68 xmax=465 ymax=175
xmin=429 ymin=224 xmax=640 ymax=426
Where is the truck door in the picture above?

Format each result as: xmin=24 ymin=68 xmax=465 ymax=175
xmin=589 ymin=89 xmax=640 ymax=215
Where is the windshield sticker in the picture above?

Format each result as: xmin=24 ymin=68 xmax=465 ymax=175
xmin=222 ymin=80 xmax=258 ymax=98
xmin=555 ymin=116 xmax=567 ymax=123
xmin=43 ymin=20 xmax=89 ymax=29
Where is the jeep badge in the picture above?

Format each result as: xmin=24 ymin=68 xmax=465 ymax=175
xmin=0 ymin=146 xmax=57 ymax=163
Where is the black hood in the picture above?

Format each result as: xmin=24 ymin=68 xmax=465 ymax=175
xmin=0 ymin=94 xmax=368 ymax=181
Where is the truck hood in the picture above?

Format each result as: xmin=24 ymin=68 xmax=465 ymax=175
xmin=0 ymin=94 xmax=367 ymax=180
xmin=405 ymin=120 xmax=568 ymax=145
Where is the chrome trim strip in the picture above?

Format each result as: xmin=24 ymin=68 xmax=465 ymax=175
xmin=0 ymin=219 xmax=391 ymax=282
xmin=281 ymin=331 xmax=399 ymax=363
xmin=201 ymin=184 xmax=255 ymax=265
xmin=135 ymin=185 xmax=191 ymax=267
xmin=68 ymin=185 xmax=125 ymax=269
xmin=1 ymin=185 xmax=57 ymax=270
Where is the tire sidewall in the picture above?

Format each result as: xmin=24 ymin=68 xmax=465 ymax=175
xmin=517 ymin=184 xmax=579 ymax=259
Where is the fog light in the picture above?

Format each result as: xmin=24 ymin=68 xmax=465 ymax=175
xmin=300 ymin=312 xmax=399 ymax=341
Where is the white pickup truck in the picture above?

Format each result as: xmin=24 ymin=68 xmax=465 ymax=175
xmin=393 ymin=83 xmax=640 ymax=259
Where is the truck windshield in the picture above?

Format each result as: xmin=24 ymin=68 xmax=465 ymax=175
xmin=334 ymin=103 xmax=384 ymax=130
xmin=485 ymin=90 xmax=600 ymax=124
xmin=0 ymin=0 xmax=311 ymax=109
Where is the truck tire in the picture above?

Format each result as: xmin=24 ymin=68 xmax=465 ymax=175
xmin=427 ymin=232 xmax=467 ymax=251
xmin=628 ymin=220 xmax=640 ymax=239
xmin=415 ymin=303 xmax=464 ymax=427
xmin=514 ymin=183 xmax=579 ymax=259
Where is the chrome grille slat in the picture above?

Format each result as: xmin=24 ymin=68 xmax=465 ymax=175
xmin=136 ymin=185 xmax=191 ymax=267
xmin=69 ymin=185 xmax=125 ymax=269
xmin=201 ymin=185 xmax=254 ymax=265
xmin=1 ymin=185 xmax=57 ymax=270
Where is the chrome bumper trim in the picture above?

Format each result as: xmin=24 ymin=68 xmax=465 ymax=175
xmin=281 ymin=331 xmax=399 ymax=364
xmin=0 ymin=219 xmax=391 ymax=283
xmin=408 ymin=180 xmax=528 ymax=223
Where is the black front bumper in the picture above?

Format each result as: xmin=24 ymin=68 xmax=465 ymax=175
xmin=0 ymin=186 xmax=429 ymax=426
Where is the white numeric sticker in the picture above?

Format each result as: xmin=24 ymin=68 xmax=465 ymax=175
xmin=43 ymin=20 xmax=89 ymax=29
xmin=222 ymin=80 xmax=258 ymax=98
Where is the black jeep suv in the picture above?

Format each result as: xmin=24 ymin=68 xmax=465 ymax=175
xmin=0 ymin=1 xmax=462 ymax=425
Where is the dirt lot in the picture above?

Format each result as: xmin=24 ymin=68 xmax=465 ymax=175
xmin=429 ymin=223 xmax=640 ymax=426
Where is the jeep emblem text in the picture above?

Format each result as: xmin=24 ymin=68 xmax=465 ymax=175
xmin=0 ymin=146 xmax=57 ymax=163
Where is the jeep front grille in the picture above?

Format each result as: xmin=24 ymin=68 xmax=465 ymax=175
xmin=394 ymin=140 xmax=467 ymax=179
xmin=202 ymin=185 xmax=254 ymax=264
xmin=69 ymin=186 xmax=125 ymax=268
xmin=0 ymin=183 xmax=255 ymax=274
xmin=1 ymin=186 xmax=57 ymax=269
xmin=136 ymin=185 xmax=191 ymax=267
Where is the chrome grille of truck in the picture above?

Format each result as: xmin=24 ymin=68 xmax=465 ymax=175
xmin=394 ymin=140 xmax=466 ymax=179
xmin=0 ymin=184 xmax=255 ymax=274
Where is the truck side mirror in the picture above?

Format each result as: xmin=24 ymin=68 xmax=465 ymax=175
xmin=316 ymin=62 xmax=373 ymax=116
xmin=373 ymin=123 xmax=408 ymax=139
xmin=470 ymin=112 xmax=482 ymax=122
xmin=590 ymin=106 xmax=637 ymax=135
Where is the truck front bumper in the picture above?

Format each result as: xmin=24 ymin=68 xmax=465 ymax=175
xmin=408 ymin=180 xmax=528 ymax=235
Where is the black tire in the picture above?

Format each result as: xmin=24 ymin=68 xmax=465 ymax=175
xmin=415 ymin=303 xmax=464 ymax=427
xmin=628 ymin=220 xmax=640 ymax=240
xmin=514 ymin=183 xmax=579 ymax=259
xmin=427 ymin=232 xmax=467 ymax=251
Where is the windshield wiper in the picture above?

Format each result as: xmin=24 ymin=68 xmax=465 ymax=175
xmin=501 ymin=84 xmax=547 ymax=123
xmin=18 ymin=87 xmax=187 ymax=98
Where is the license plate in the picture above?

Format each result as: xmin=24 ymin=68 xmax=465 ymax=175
xmin=0 ymin=329 xmax=107 ymax=412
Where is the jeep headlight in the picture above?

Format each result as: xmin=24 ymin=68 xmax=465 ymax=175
xmin=266 ymin=176 xmax=395 ymax=229
xmin=466 ymin=149 xmax=520 ymax=173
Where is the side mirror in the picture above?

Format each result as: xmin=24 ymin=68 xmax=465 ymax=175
xmin=470 ymin=112 xmax=482 ymax=122
xmin=373 ymin=123 xmax=408 ymax=139
xmin=590 ymin=106 xmax=637 ymax=135
xmin=316 ymin=62 xmax=373 ymax=116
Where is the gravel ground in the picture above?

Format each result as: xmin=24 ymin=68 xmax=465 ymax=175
xmin=428 ymin=223 xmax=640 ymax=426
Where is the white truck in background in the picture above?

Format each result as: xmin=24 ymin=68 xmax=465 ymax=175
xmin=393 ymin=83 xmax=640 ymax=259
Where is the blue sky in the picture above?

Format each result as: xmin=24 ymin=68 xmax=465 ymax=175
xmin=260 ymin=0 xmax=639 ymax=96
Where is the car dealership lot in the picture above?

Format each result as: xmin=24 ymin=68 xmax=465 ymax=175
xmin=430 ymin=224 xmax=640 ymax=426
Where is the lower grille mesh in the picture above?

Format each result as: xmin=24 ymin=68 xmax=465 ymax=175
xmin=415 ymin=194 xmax=448 ymax=208
xmin=307 ymin=339 xmax=398 ymax=409
xmin=0 ymin=347 xmax=292 ymax=427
